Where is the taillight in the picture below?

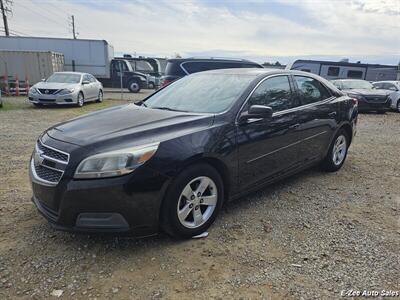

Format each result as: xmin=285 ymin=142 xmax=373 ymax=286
xmin=351 ymin=98 xmax=358 ymax=106
xmin=161 ymin=79 xmax=173 ymax=87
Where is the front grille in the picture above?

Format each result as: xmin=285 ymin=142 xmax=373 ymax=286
xmin=364 ymin=95 xmax=387 ymax=103
xmin=38 ymin=89 xmax=59 ymax=95
xmin=32 ymin=140 xmax=69 ymax=185
xmin=34 ymin=164 xmax=63 ymax=183
xmin=37 ymin=141 xmax=69 ymax=162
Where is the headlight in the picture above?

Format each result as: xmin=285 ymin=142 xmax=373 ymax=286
xmin=74 ymin=143 xmax=159 ymax=179
xmin=58 ymin=88 xmax=75 ymax=95
xmin=29 ymin=87 xmax=39 ymax=94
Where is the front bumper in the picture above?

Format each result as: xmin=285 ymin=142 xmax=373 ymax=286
xmin=28 ymin=92 xmax=78 ymax=105
xmin=29 ymin=137 xmax=171 ymax=236
xmin=357 ymin=99 xmax=390 ymax=112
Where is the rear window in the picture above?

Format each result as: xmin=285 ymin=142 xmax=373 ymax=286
xmin=347 ymin=70 xmax=363 ymax=79
xmin=164 ymin=61 xmax=186 ymax=76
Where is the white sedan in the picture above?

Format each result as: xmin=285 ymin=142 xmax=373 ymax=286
xmin=28 ymin=72 xmax=103 ymax=107
xmin=372 ymin=81 xmax=400 ymax=112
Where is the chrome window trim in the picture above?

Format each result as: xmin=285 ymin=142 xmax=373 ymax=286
xmin=235 ymin=74 xmax=336 ymax=124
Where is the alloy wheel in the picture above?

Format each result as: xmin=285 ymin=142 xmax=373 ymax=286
xmin=177 ymin=176 xmax=218 ymax=229
xmin=332 ymin=134 xmax=347 ymax=166
xmin=98 ymin=91 xmax=103 ymax=102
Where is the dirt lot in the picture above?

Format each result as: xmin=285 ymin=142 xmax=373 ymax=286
xmin=0 ymin=96 xmax=399 ymax=300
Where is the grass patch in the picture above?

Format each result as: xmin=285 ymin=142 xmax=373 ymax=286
xmin=0 ymin=97 xmax=129 ymax=114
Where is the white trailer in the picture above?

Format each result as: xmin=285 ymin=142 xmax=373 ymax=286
xmin=0 ymin=36 xmax=114 ymax=78
xmin=0 ymin=50 xmax=64 ymax=87
xmin=286 ymin=59 xmax=398 ymax=81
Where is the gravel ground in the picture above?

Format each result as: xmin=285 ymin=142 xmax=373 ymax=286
xmin=0 ymin=97 xmax=399 ymax=300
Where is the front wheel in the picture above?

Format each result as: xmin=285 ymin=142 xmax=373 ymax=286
xmin=77 ymin=92 xmax=84 ymax=107
xmin=96 ymin=90 xmax=103 ymax=103
xmin=160 ymin=164 xmax=224 ymax=239
xmin=397 ymin=100 xmax=400 ymax=113
xmin=321 ymin=129 xmax=349 ymax=172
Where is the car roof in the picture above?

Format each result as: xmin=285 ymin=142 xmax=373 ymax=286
xmin=373 ymin=80 xmax=399 ymax=83
xmin=53 ymin=72 xmax=86 ymax=75
xmin=167 ymin=57 xmax=261 ymax=64
xmin=331 ymin=79 xmax=367 ymax=82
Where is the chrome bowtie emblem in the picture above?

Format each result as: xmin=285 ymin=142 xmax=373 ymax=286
xmin=34 ymin=149 xmax=45 ymax=167
xmin=45 ymin=90 xmax=49 ymax=94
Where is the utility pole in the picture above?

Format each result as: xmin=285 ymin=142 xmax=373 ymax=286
xmin=71 ymin=15 xmax=77 ymax=39
xmin=0 ymin=0 xmax=11 ymax=37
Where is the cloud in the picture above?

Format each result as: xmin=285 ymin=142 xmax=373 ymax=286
xmin=7 ymin=0 xmax=400 ymax=64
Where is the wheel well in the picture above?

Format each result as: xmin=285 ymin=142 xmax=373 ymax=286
xmin=340 ymin=123 xmax=353 ymax=145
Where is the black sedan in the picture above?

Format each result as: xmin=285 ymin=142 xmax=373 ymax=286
xmin=331 ymin=79 xmax=391 ymax=113
xmin=30 ymin=69 xmax=358 ymax=239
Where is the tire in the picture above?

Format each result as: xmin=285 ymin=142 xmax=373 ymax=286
xmin=33 ymin=103 xmax=42 ymax=107
xmin=128 ymin=80 xmax=141 ymax=93
xmin=160 ymin=163 xmax=224 ymax=239
xmin=397 ymin=100 xmax=400 ymax=113
xmin=148 ymin=82 xmax=155 ymax=89
xmin=96 ymin=90 xmax=103 ymax=103
xmin=77 ymin=92 xmax=84 ymax=107
xmin=321 ymin=129 xmax=349 ymax=172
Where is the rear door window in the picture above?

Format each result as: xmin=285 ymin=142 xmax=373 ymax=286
xmin=294 ymin=76 xmax=331 ymax=105
xmin=247 ymin=76 xmax=294 ymax=112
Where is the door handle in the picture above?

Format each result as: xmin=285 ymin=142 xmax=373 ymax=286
xmin=328 ymin=112 xmax=337 ymax=117
xmin=289 ymin=123 xmax=300 ymax=129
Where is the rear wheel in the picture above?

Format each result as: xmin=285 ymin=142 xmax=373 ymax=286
xmin=128 ymin=80 xmax=141 ymax=93
xmin=148 ymin=82 xmax=155 ymax=89
xmin=160 ymin=164 xmax=224 ymax=239
xmin=397 ymin=100 xmax=400 ymax=113
xmin=321 ymin=129 xmax=349 ymax=172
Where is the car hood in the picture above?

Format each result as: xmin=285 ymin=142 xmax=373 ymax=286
xmin=342 ymin=88 xmax=391 ymax=96
xmin=46 ymin=104 xmax=215 ymax=148
xmin=34 ymin=82 xmax=78 ymax=90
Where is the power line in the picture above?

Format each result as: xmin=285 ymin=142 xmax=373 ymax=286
xmin=0 ymin=0 xmax=12 ymax=36
xmin=18 ymin=1 xmax=67 ymax=28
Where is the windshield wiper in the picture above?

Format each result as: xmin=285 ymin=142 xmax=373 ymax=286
xmin=151 ymin=106 xmax=188 ymax=112
xmin=135 ymin=100 xmax=147 ymax=107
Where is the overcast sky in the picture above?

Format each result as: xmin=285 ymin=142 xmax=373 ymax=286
xmin=5 ymin=0 xmax=400 ymax=64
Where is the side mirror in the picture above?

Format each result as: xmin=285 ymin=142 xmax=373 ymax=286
xmin=239 ymin=105 xmax=273 ymax=123
xmin=82 ymin=80 xmax=90 ymax=85
xmin=41 ymin=78 xmax=46 ymax=82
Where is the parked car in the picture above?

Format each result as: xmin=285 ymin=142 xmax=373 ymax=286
xmin=28 ymin=72 xmax=103 ymax=107
xmin=372 ymin=81 xmax=400 ymax=112
xmin=331 ymin=79 xmax=391 ymax=113
xmin=160 ymin=57 xmax=264 ymax=87
xmin=30 ymin=69 xmax=357 ymax=239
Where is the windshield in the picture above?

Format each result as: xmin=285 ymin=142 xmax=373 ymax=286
xmin=46 ymin=73 xmax=81 ymax=84
xmin=129 ymin=61 xmax=154 ymax=73
xmin=340 ymin=80 xmax=374 ymax=90
xmin=145 ymin=73 xmax=256 ymax=113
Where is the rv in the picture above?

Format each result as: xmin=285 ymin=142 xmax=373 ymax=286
xmin=286 ymin=59 xmax=398 ymax=81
